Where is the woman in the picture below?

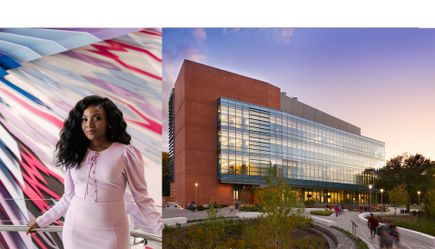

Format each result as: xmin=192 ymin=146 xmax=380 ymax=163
xmin=26 ymin=95 xmax=162 ymax=249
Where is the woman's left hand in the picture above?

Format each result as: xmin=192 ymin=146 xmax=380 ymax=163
xmin=26 ymin=219 xmax=39 ymax=235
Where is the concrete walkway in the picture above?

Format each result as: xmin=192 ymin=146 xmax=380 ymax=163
xmin=310 ymin=210 xmax=432 ymax=249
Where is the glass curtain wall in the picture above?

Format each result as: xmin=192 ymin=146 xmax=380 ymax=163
xmin=217 ymin=97 xmax=384 ymax=204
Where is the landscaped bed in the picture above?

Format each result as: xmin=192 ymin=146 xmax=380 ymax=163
xmin=376 ymin=215 xmax=435 ymax=236
xmin=310 ymin=209 xmax=333 ymax=216
xmin=163 ymin=217 xmax=329 ymax=249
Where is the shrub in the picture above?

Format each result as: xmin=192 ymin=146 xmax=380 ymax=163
xmin=255 ymin=167 xmax=305 ymax=248
xmin=424 ymin=189 xmax=435 ymax=219
xmin=163 ymin=217 xmax=328 ymax=249
xmin=372 ymin=204 xmax=388 ymax=212
xmin=310 ymin=209 xmax=333 ymax=216
xmin=304 ymin=199 xmax=315 ymax=207
xmin=239 ymin=204 xmax=261 ymax=212
xmin=377 ymin=215 xmax=435 ymax=236
xmin=389 ymin=184 xmax=408 ymax=215
xmin=197 ymin=205 xmax=208 ymax=211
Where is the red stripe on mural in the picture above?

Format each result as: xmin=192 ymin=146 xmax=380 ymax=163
xmin=125 ymin=102 xmax=161 ymax=134
xmin=32 ymin=234 xmax=48 ymax=249
xmin=0 ymin=87 xmax=63 ymax=129
xmin=117 ymin=98 xmax=162 ymax=135
xmin=18 ymin=145 xmax=63 ymax=213
xmin=106 ymin=40 xmax=162 ymax=62
xmin=140 ymin=30 xmax=162 ymax=37
xmin=125 ymin=118 xmax=162 ymax=135
xmin=111 ymin=97 xmax=162 ymax=135
xmin=88 ymin=41 xmax=162 ymax=81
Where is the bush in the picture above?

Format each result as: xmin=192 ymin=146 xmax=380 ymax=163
xmin=372 ymin=204 xmax=388 ymax=212
xmin=197 ymin=205 xmax=208 ymax=211
xmin=217 ymin=204 xmax=228 ymax=208
xmin=310 ymin=209 xmax=333 ymax=216
xmin=163 ymin=217 xmax=328 ymax=249
xmin=239 ymin=204 xmax=261 ymax=212
xmin=304 ymin=199 xmax=315 ymax=207
xmin=424 ymin=189 xmax=435 ymax=219
xmin=377 ymin=215 xmax=435 ymax=236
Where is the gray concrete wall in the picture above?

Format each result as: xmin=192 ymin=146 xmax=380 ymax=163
xmin=280 ymin=93 xmax=361 ymax=135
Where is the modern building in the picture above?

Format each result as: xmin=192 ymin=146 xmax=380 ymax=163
xmin=169 ymin=60 xmax=384 ymax=207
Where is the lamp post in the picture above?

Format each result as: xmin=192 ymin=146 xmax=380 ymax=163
xmin=417 ymin=191 xmax=421 ymax=207
xmin=380 ymin=189 xmax=384 ymax=213
xmin=369 ymin=184 xmax=373 ymax=213
xmin=195 ymin=182 xmax=198 ymax=205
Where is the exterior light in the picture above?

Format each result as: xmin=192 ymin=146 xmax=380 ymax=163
xmin=195 ymin=182 xmax=198 ymax=206
xmin=417 ymin=191 xmax=421 ymax=206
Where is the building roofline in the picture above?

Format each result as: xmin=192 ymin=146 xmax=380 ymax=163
xmin=182 ymin=59 xmax=279 ymax=89
xmin=219 ymin=96 xmax=385 ymax=145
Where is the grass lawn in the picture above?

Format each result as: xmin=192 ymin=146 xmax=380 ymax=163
xmin=377 ymin=215 xmax=435 ymax=236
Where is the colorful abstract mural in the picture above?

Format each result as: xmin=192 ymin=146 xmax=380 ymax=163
xmin=0 ymin=28 xmax=162 ymax=249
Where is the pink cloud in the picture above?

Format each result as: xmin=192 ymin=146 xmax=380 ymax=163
xmin=184 ymin=47 xmax=207 ymax=62
xmin=272 ymin=28 xmax=294 ymax=44
xmin=192 ymin=28 xmax=207 ymax=43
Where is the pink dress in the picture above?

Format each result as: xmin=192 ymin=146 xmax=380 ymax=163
xmin=35 ymin=143 xmax=162 ymax=249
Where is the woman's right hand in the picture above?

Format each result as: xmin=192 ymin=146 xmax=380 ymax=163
xmin=26 ymin=219 xmax=39 ymax=235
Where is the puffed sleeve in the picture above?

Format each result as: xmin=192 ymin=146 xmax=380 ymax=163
xmin=123 ymin=145 xmax=163 ymax=236
xmin=35 ymin=167 xmax=74 ymax=227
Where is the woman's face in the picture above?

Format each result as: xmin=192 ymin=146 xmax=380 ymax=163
xmin=81 ymin=105 xmax=108 ymax=142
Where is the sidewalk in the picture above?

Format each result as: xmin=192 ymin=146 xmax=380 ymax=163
xmin=310 ymin=209 xmax=432 ymax=249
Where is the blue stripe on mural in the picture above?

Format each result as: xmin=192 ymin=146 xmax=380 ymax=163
xmin=0 ymin=78 xmax=48 ymax=108
xmin=0 ymin=67 xmax=7 ymax=77
xmin=0 ymin=52 xmax=21 ymax=70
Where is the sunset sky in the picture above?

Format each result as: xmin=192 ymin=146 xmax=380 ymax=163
xmin=162 ymin=28 xmax=435 ymax=161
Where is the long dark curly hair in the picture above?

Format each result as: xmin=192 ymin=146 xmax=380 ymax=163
xmin=56 ymin=95 xmax=131 ymax=168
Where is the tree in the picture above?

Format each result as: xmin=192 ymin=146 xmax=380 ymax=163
xmin=388 ymin=184 xmax=408 ymax=215
xmin=376 ymin=153 xmax=435 ymax=209
xmin=162 ymin=152 xmax=170 ymax=196
xmin=424 ymin=189 xmax=435 ymax=219
xmin=255 ymin=167 xmax=305 ymax=249
xmin=423 ymin=168 xmax=435 ymax=219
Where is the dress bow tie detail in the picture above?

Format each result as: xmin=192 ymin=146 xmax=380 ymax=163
xmin=87 ymin=152 xmax=100 ymax=164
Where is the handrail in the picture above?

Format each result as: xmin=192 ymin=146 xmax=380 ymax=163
xmin=0 ymin=225 xmax=62 ymax=233
xmin=130 ymin=229 xmax=162 ymax=243
xmin=0 ymin=225 xmax=162 ymax=244
xmin=351 ymin=220 xmax=358 ymax=236
xmin=0 ymin=198 xmax=162 ymax=208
